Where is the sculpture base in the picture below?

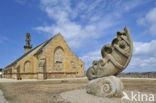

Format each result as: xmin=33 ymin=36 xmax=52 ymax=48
xmin=86 ymin=76 xmax=123 ymax=98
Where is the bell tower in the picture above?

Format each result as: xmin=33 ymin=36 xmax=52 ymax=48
xmin=24 ymin=33 xmax=32 ymax=54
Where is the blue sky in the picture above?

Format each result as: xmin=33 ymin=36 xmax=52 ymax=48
xmin=0 ymin=0 xmax=156 ymax=72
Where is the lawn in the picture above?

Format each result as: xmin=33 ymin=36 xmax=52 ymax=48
xmin=0 ymin=78 xmax=156 ymax=103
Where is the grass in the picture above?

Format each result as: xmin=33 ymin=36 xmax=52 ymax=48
xmin=0 ymin=82 xmax=16 ymax=101
xmin=0 ymin=78 xmax=156 ymax=103
xmin=121 ymin=78 xmax=156 ymax=93
xmin=0 ymin=79 xmax=87 ymax=103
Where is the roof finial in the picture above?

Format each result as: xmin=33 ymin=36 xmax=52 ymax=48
xmin=24 ymin=33 xmax=32 ymax=54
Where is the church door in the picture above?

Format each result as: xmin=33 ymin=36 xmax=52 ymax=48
xmin=17 ymin=66 xmax=21 ymax=79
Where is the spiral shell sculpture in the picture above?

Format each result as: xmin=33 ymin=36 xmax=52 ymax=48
xmin=86 ymin=27 xmax=133 ymax=97
xmin=86 ymin=76 xmax=123 ymax=97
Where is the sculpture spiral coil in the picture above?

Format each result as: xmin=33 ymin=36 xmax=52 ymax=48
xmin=86 ymin=76 xmax=123 ymax=97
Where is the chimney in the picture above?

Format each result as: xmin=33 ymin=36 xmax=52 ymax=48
xmin=24 ymin=33 xmax=32 ymax=54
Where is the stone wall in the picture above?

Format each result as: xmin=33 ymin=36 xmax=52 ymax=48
xmin=3 ymin=34 xmax=84 ymax=79
xmin=117 ymin=72 xmax=156 ymax=78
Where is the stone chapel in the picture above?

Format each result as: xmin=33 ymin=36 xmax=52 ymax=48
xmin=2 ymin=33 xmax=84 ymax=80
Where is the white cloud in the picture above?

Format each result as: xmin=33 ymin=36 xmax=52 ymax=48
xmin=14 ymin=0 xmax=27 ymax=5
xmin=124 ymin=40 xmax=156 ymax=72
xmin=81 ymin=40 xmax=156 ymax=72
xmin=80 ymin=50 xmax=101 ymax=71
xmin=146 ymin=8 xmax=156 ymax=23
xmin=0 ymin=37 xmax=8 ymax=44
xmin=34 ymin=0 xmax=156 ymax=72
xmin=133 ymin=40 xmax=156 ymax=57
xmin=35 ymin=22 xmax=102 ymax=48
xmin=122 ymin=0 xmax=143 ymax=12
xmin=137 ymin=7 xmax=156 ymax=35
xmin=125 ymin=57 xmax=156 ymax=72
xmin=14 ymin=0 xmax=38 ymax=6
xmin=35 ymin=0 xmax=145 ymax=49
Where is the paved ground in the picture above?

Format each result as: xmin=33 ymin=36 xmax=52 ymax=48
xmin=61 ymin=89 xmax=156 ymax=103
xmin=0 ymin=90 xmax=8 ymax=103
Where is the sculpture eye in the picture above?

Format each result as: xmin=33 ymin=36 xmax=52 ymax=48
xmin=106 ymin=48 xmax=112 ymax=53
xmin=93 ymin=61 xmax=98 ymax=65
xmin=99 ymin=59 xmax=105 ymax=66
xmin=101 ymin=63 xmax=105 ymax=66
xmin=119 ymin=40 xmax=126 ymax=49
xmin=94 ymin=63 xmax=98 ymax=65
xmin=92 ymin=72 xmax=95 ymax=75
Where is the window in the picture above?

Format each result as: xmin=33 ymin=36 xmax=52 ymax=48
xmin=54 ymin=47 xmax=64 ymax=71
xmin=71 ymin=61 xmax=76 ymax=69
xmin=24 ymin=61 xmax=30 ymax=72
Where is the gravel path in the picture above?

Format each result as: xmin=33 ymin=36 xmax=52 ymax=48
xmin=60 ymin=89 xmax=156 ymax=103
xmin=0 ymin=90 xmax=8 ymax=103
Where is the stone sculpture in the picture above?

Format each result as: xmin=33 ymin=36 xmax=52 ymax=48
xmin=86 ymin=27 xmax=133 ymax=97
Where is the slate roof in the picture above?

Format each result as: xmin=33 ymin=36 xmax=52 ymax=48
xmin=5 ymin=34 xmax=60 ymax=68
xmin=34 ymin=33 xmax=59 ymax=55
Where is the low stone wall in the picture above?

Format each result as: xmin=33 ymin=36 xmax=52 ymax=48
xmin=117 ymin=72 xmax=156 ymax=78
xmin=2 ymin=72 xmax=83 ymax=79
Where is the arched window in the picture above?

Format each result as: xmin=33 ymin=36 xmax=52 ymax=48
xmin=54 ymin=47 xmax=64 ymax=71
xmin=71 ymin=61 xmax=76 ymax=69
xmin=24 ymin=61 xmax=30 ymax=72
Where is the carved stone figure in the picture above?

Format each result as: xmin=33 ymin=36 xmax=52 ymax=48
xmin=86 ymin=27 xmax=133 ymax=80
xmin=86 ymin=27 xmax=133 ymax=98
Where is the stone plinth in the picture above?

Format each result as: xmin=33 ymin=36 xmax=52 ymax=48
xmin=86 ymin=76 xmax=123 ymax=98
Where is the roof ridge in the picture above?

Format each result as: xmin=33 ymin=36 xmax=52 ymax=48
xmin=5 ymin=40 xmax=47 ymax=68
xmin=34 ymin=33 xmax=60 ymax=55
xmin=5 ymin=33 xmax=62 ymax=68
